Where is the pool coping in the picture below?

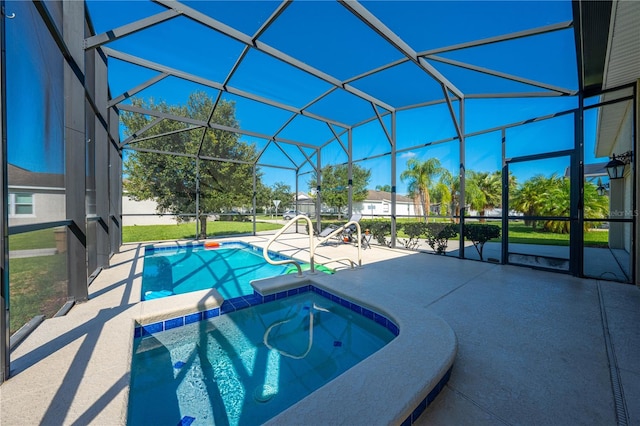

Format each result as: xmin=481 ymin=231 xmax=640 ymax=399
xmin=132 ymin=270 xmax=457 ymax=425
xmin=261 ymin=273 xmax=457 ymax=426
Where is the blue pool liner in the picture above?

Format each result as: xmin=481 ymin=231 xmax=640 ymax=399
xmin=133 ymin=282 xmax=451 ymax=426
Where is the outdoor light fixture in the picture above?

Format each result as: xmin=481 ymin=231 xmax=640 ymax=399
xmin=605 ymin=151 xmax=633 ymax=180
xmin=596 ymin=177 xmax=609 ymax=196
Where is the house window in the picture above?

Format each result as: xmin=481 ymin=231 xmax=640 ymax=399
xmin=383 ymin=202 xmax=389 ymax=213
xmin=9 ymin=193 xmax=34 ymax=216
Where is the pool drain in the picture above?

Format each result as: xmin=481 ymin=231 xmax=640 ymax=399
xmin=254 ymin=384 xmax=276 ymax=403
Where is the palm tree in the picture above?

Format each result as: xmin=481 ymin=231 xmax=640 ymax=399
xmin=511 ymin=174 xmax=608 ymax=234
xmin=539 ymin=175 xmax=609 ymax=233
xmin=510 ymin=174 xmax=548 ymax=229
xmin=583 ymin=180 xmax=609 ymax=221
xmin=437 ymin=169 xmax=459 ymax=222
xmin=431 ymin=180 xmax=451 ymax=217
xmin=400 ymin=157 xmax=443 ymax=222
xmin=540 ymin=174 xmax=570 ymax=233
xmin=466 ymin=171 xmax=502 ymax=223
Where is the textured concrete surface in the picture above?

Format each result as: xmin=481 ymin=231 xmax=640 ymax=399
xmin=1 ymin=232 xmax=639 ymax=425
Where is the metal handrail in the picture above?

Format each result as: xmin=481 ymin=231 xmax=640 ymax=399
xmin=264 ymin=214 xmax=315 ymax=276
xmin=315 ymin=220 xmax=362 ymax=269
xmin=263 ymin=215 xmax=363 ymax=276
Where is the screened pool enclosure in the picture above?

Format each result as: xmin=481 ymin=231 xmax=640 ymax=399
xmin=1 ymin=0 xmax=638 ymax=382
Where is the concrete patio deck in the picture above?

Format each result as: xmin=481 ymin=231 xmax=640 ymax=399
xmin=1 ymin=232 xmax=639 ymax=425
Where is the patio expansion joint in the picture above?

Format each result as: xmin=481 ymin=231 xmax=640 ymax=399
xmin=425 ymin=264 xmax=498 ymax=309
xmin=446 ymin=384 xmax=513 ymax=426
xmin=597 ymin=281 xmax=630 ymax=426
xmin=607 ymin=247 xmax=630 ymax=282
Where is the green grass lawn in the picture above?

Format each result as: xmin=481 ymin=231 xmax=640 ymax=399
xmin=9 ymin=228 xmax=58 ymax=250
xmin=9 ymin=253 xmax=67 ymax=334
xmin=6 ymin=218 xmax=609 ymax=335
xmin=313 ymin=217 xmax=610 ymax=247
xmin=123 ymin=220 xmax=283 ymax=243
xmin=505 ymin=223 xmax=609 ymax=247
xmin=393 ymin=218 xmax=609 ymax=247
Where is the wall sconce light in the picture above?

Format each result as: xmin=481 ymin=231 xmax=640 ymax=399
xmin=605 ymin=151 xmax=633 ymax=180
xmin=596 ymin=177 xmax=609 ymax=196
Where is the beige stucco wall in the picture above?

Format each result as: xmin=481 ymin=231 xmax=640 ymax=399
xmin=8 ymin=189 xmax=65 ymax=227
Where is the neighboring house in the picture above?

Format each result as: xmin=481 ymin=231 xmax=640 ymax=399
xmin=354 ymin=190 xmax=416 ymax=219
xmin=297 ymin=190 xmax=416 ymax=218
xmin=565 ymin=162 xmax=608 ymax=183
xmin=8 ymin=164 xmax=65 ymax=227
xmin=122 ymin=194 xmax=179 ymax=226
xmin=7 ymin=164 xmax=181 ymax=229
xmin=295 ymin=192 xmax=315 ymax=215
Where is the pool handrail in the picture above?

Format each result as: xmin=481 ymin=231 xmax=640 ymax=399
xmin=264 ymin=214 xmax=315 ymax=276
xmin=264 ymin=215 xmax=363 ymax=275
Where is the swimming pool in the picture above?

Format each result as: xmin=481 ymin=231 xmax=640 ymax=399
xmin=128 ymin=290 xmax=397 ymax=425
xmin=141 ymin=242 xmax=292 ymax=301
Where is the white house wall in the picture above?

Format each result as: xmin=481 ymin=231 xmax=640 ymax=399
xmin=122 ymin=196 xmax=179 ymax=226
xmin=353 ymin=200 xmax=416 ymax=219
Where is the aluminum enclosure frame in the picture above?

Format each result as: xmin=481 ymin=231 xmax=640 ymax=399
xmin=0 ymin=0 xmax=637 ymax=386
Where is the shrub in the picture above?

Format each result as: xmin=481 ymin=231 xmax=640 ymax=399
xmin=425 ymin=223 xmax=458 ymax=254
xmin=219 ymin=213 xmax=248 ymax=222
xmin=400 ymin=222 xmax=426 ymax=250
xmin=463 ymin=223 xmax=500 ymax=261
xmin=363 ymin=220 xmax=392 ymax=247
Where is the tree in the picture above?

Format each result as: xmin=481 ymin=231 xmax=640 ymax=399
xmin=270 ymin=181 xmax=295 ymax=214
xmin=540 ymin=174 xmax=571 ymax=233
xmin=254 ymin=180 xmax=272 ymax=214
xmin=464 ymin=224 xmax=501 ymax=261
xmin=400 ymin=157 xmax=443 ymax=222
xmin=510 ymin=174 xmax=608 ymax=234
xmin=437 ymin=169 xmax=460 ymax=222
xmin=466 ymin=171 xmax=502 ymax=223
xmin=122 ymin=92 xmax=258 ymax=237
xmin=308 ymin=164 xmax=371 ymax=216
xmin=538 ymin=175 xmax=608 ymax=233
xmin=432 ymin=174 xmax=469 ymax=221
xmin=510 ymin=174 xmax=548 ymax=228
xmin=583 ymin=180 xmax=609 ymax=221
xmin=375 ymin=184 xmax=392 ymax=192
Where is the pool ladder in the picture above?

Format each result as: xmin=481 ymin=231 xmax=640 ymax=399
xmin=263 ymin=215 xmax=363 ymax=276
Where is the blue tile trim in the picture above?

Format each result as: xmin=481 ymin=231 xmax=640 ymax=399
xmin=185 ymin=312 xmax=202 ymax=325
xmin=164 ymin=317 xmax=184 ymax=330
xmin=219 ymin=300 xmax=236 ymax=314
xmin=178 ymin=416 xmax=196 ymax=426
xmin=144 ymin=241 xmax=293 ymax=264
xmin=134 ymin=284 xmax=399 ymax=341
xmin=229 ymin=298 xmax=250 ymax=310
xmin=401 ymin=366 xmax=453 ymax=425
xmin=203 ymin=307 xmax=220 ymax=319
xmin=141 ymin=322 xmax=163 ymax=337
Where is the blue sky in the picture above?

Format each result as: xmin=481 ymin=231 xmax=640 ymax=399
xmin=6 ymin=0 xmax=609 ymax=196
xmin=6 ymin=0 xmax=65 ymax=174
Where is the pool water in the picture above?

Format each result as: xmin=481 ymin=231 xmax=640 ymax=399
xmin=142 ymin=243 xmax=289 ymax=300
xmin=128 ymin=292 xmax=396 ymax=425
